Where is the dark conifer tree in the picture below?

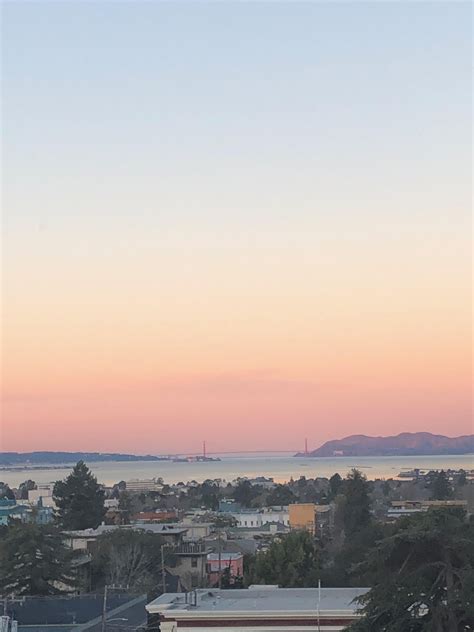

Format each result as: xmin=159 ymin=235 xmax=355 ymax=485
xmin=53 ymin=460 xmax=106 ymax=529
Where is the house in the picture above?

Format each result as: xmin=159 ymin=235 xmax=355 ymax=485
xmin=63 ymin=523 xmax=188 ymax=550
xmin=28 ymin=485 xmax=55 ymax=508
xmin=206 ymin=552 xmax=244 ymax=586
xmin=125 ymin=478 xmax=163 ymax=493
xmin=0 ymin=498 xmax=53 ymax=526
xmin=178 ymin=522 xmax=214 ymax=541
xmin=218 ymin=499 xmax=242 ymax=513
xmin=288 ymin=503 xmax=333 ymax=535
xmin=230 ymin=508 xmax=290 ymax=528
xmin=133 ymin=510 xmax=178 ymax=523
xmin=169 ymin=542 xmax=211 ymax=591
xmin=0 ymin=499 xmax=28 ymax=525
xmin=146 ymin=586 xmax=369 ymax=630
xmin=387 ymin=499 xmax=468 ymax=520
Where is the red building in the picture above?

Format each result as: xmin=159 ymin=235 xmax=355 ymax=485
xmin=207 ymin=552 xmax=244 ymax=585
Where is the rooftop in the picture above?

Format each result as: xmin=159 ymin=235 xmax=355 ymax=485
xmin=207 ymin=553 xmax=243 ymax=561
xmin=146 ymin=586 xmax=368 ymax=615
xmin=64 ymin=523 xmax=188 ymax=538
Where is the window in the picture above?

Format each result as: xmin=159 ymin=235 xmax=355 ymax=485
xmin=191 ymin=558 xmax=198 ymax=568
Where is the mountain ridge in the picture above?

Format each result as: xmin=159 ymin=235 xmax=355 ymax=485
xmin=296 ymin=432 xmax=474 ymax=457
xmin=0 ymin=451 xmax=166 ymax=466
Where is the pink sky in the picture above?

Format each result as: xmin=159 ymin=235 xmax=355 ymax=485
xmin=2 ymin=2 xmax=472 ymax=454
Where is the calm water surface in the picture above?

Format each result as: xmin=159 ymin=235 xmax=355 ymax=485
xmin=1 ymin=454 xmax=473 ymax=487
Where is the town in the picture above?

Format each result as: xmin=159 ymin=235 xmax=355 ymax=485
xmin=0 ymin=462 xmax=473 ymax=630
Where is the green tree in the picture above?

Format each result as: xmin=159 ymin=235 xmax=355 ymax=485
xmin=0 ymin=523 xmax=75 ymax=596
xmin=329 ymin=473 xmax=343 ymax=499
xmin=430 ymin=470 xmax=453 ymax=500
xmin=266 ymin=484 xmax=297 ymax=506
xmin=342 ymin=469 xmax=372 ymax=535
xmin=0 ymin=483 xmax=15 ymax=501
xmin=348 ymin=509 xmax=474 ymax=631
xmin=233 ymin=481 xmax=260 ymax=508
xmin=53 ymin=461 xmax=106 ymax=530
xmin=457 ymin=470 xmax=467 ymax=487
xmin=247 ymin=531 xmax=320 ymax=587
xmin=18 ymin=480 xmax=36 ymax=500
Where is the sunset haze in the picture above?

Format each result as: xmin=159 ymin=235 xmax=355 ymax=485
xmin=2 ymin=2 xmax=472 ymax=454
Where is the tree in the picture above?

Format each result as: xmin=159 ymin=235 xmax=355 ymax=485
xmin=0 ymin=483 xmax=15 ymax=501
xmin=233 ymin=481 xmax=260 ymax=508
xmin=348 ymin=509 xmax=474 ymax=631
xmin=19 ymin=480 xmax=36 ymax=500
xmin=246 ymin=531 xmax=320 ymax=587
xmin=329 ymin=473 xmax=343 ymax=499
xmin=266 ymin=484 xmax=297 ymax=506
xmin=456 ymin=470 xmax=467 ymax=487
xmin=53 ymin=461 xmax=106 ymax=530
xmin=91 ymin=529 xmax=172 ymax=593
xmin=430 ymin=470 xmax=453 ymax=500
xmin=342 ymin=469 xmax=372 ymax=535
xmin=0 ymin=523 xmax=75 ymax=596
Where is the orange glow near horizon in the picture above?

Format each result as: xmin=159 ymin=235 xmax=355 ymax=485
xmin=1 ymin=2 xmax=472 ymax=454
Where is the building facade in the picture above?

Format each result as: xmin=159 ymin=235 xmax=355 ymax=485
xmin=146 ymin=586 xmax=368 ymax=631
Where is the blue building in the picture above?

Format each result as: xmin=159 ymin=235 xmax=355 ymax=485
xmin=0 ymin=498 xmax=53 ymax=526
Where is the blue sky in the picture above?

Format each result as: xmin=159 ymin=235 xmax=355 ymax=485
xmin=2 ymin=1 xmax=472 ymax=452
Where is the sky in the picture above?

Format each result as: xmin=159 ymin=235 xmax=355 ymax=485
xmin=1 ymin=1 xmax=472 ymax=454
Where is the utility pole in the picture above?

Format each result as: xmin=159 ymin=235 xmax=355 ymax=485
xmin=101 ymin=585 xmax=108 ymax=632
xmin=218 ymin=530 xmax=222 ymax=590
xmin=161 ymin=544 xmax=167 ymax=594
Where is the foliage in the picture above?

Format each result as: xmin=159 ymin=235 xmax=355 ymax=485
xmin=200 ymin=481 xmax=220 ymax=510
xmin=213 ymin=514 xmax=238 ymax=528
xmin=348 ymin=509 xmax=474 ymax=631
xmin=18 ymin=480 xmax=36 ymax=500
xmin=329 ymin=472 xmax=343 ymax=499
xmin=429 ymin=470 xmax=453 ymax=500
xmin=342 ymin=469 xmax=372 ymax=535
xmin=266 ymin=484 xmax=297 ymax=506
xmin=0 ymin=523 xmax=75 ymax=596
xmin=246 ymin=531 xmax=320 ymax=587
xmin=53 ymin=461 xmax=106 ymax=530
xmin=220 ymin=566 xmax=244 ymax=589
xmin=233 ymin=481 xmax=261 ymax=508
xmin=321 ymin=521 xmax=388 ymax=587
xmin=91 ymin=528 xmax=173 ymax=593
xmin=0 ymin=483 xmax=15 ymax=501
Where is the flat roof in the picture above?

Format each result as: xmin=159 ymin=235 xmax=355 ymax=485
xmin=63 ymin=524 xmax=188 ymax=538
xmin=146 ymin=587 xmax=368 ymax=615
xmin=207 ymin=553 xmax=243 ymax=561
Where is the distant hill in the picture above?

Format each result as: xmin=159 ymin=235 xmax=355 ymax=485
xmin=296 ymin=432 xmax=474 ymax=457
xmin=0 ymin=451 xmax=166 ymax=466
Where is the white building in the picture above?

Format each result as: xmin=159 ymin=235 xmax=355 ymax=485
xmin=146 ymin=586 xmax=368 ymax=631
xmin=231 ymin=508 xmax=289 ymax=528
xmin=125 ymin=478 xmax=163 ymax=493
xmin=28 ymin=484 xmax=55 ymax=508
xmin=178 ymin=523 xmax=214 ymax=541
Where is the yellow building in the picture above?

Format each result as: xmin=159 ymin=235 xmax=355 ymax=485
xmin=288 ymin=503 xmax=316 ymax=534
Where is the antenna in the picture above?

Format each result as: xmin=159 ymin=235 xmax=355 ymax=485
xmin=203 ymin=441 xmax=207 ymax=458
xmin=305 ymin=438 xmax=308 ymax=455
xmin=317 ymin=578 xmax=321 ymax=631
